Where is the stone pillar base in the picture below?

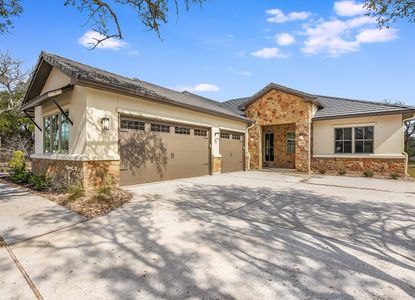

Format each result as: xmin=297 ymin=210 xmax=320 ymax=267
xmin=211 ymin=156 xmax=221 ymax=175
xmin=31 ymin=158 xmax=120 ymax=191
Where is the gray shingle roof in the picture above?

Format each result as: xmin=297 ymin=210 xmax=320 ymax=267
xmin=313 ymin=95 xmax=414 ymax=119
xmin=34 ymin=52 xmax=252 ymax=123
xmin=223 ymin=89 xmax=415 ymax=120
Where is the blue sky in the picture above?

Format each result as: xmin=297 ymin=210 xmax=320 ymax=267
xmin=2 ymin=0 xmax=415 ymax=104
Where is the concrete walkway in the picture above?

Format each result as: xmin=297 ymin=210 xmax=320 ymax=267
xmin=0 ymin=183 xmax=86 ymax=245
xmin=1 ymin=172 xmax=415 ymax=299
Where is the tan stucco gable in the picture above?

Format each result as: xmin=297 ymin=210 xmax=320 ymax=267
xmin=245 ymin=88 xmax=313 ymax=172
xmin=40 ymin=67 xmax=71 ymax=94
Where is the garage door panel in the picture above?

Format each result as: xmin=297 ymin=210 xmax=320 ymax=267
xmin=120 ymin=119 xmax=210 ymax=186
xmin=220 ymin=132 xmax=244 ymax=173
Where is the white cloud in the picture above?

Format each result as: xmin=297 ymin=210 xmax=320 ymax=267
xmin=251 ymin=47 xmax=289 ymax=59
xmin=177 ymin=83 xmax=220 ymax=92
xmin=128 ymin=50 xmax=140 ymax=56
xmin=266 ymin=8 xmax=311 ymax=23
xmin=229 ymin=68 xmax=252 ymax=76
xmin=334 ymin=0 xmax=367 ymax=17
xmin=78 ymin=30 xmax=127 ymax=50
xmin=356 ymin=28 xmax=398 ymax=43
xmin=301 ymin=15 xmax=392 ymax=56
xmin=276 ymin=33 xmax=296 ymax=46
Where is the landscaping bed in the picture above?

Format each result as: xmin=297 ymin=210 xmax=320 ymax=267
xmin=0 ymin=176 xmax=132 ymax=219
xmin=0 ymin=236 xmax=5 ymax=247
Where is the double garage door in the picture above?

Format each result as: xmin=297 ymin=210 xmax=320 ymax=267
xmin=119 ymin=116 xmax=244 ymax=186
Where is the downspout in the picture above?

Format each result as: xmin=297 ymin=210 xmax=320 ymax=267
xmin=246 ymin=122 xmax=255 ymax=171
xmin=402 ymin=113 xmax=415 ymax=175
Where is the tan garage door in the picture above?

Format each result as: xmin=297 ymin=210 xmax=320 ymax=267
xmin=220 ymin=131 xmax=244 ymax=173
xmin=119 ymin=117 xmax=210 ymax=186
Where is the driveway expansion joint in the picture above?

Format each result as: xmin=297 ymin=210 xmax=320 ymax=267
xmin=4 ymin=242 xmax=44 ymax=300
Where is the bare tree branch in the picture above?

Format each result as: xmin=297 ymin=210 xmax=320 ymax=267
xmin=0 ymin=51 xmax=28 ymax=115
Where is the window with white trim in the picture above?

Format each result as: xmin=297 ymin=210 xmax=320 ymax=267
xmin=220 ymin=132 xmax=230 ymax=139
xmin=121 ymin=120 xmax=144 ymax=131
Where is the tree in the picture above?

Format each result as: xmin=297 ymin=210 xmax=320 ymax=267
xmin=0 ymin=52 xmax=28 ymax=115
xmin=0 ymin=0 xmax=206 ymax=48
xmin=0 ymin=52 xmax=32 ymax=162
xmin=364 ymin=0 xmax=415 ymax=28
xmin=404 ymin=120 xmax=415 ymax=155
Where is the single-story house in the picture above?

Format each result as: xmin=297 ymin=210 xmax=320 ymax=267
xmin=21 ymin=52 xmax=415 ymax=188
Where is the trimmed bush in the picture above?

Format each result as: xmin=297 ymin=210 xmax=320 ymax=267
xmin=67 ymin=185 xmax=85 ymax=201
xmin=28 ymin=174 xmax=52 ymax=191
xmin=363 ymin=170 xmax=374 ymax=177
xmin=7 ymin=150 xmax=26 ymax=173
xmin=390 ymin=172 xmax=400 ymax=180
xmin=338 ymin=169 xmax=347 ymax=176
xmin=10 ymin=170 xmax=31 ymax=184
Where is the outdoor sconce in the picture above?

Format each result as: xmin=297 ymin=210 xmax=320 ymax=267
xmin=214 ymin=132 xmax=220 ymax=142
xmin=101 ymin=116 xmax=110 ymax=131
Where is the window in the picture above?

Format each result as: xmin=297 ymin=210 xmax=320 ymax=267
xmin=220 ymin=132 xmax=230 ymax=139
xmin=335 ymin=128 xmax=352 ymax=153
xmin=286 ymin=132 xmax=296 ymax=154
xmin=194 ymin=129 xmax=207 ymax=137
xmin=43 ymin=111 xmax=70 ymax=153
xmin=121 ymin=119 xmax=144 ymax=131
xmin=355 ymin=126 xmax=374 ymax=153
xmin=175 ymin=127 xmax=190 ymax=135
xmin=264 ymin=133 xmax=274 ymax=161
xmin=232 ymin=134 xmax=242 ymax=140
xmin=151 ymin=123 xmax=170 ymax=133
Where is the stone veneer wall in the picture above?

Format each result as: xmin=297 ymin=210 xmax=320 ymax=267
xmin=311 ymin=157 xmax=407 ymax=176
xmin=31 ymin=158 xmax=120 ymax=190
xmin=211 ymin=156 xmax=221 ymax=174
xmin=245 ymin=89 xmax=312 ymax=172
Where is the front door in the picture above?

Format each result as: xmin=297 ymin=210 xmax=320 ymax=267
xmin=264 ymin=132 xmax=275 ymax=167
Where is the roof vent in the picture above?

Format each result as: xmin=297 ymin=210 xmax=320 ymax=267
xmin=182 ymin=91 xmax=190 ymax=95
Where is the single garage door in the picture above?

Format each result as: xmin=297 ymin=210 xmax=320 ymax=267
xmin=119 ymin=117 xmax=210 ymax=186
xmin=220 ymin=131 xmax=244 ymax=173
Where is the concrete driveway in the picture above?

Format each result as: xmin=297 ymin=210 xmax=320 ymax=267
xmin=1 ymin=171 xmax=415 ymax=299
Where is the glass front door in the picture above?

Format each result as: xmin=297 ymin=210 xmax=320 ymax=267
xmin=264 ymin=133 xmax=274 ymax=162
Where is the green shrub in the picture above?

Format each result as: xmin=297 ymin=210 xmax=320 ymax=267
xmin=67 ymin=184 xmax=85 ymax=201
xmin=7 ymin=150 xmax=26 ymax=173
xmin=338 ymin=169 xmax=347 ymax=176
xmin=95 ymin=185 xmax=112 ymax=201
xmin=319 ymin=169 xmax=326 ymax=174
xmin=28 ymin=174 xmax=52 ymax=191
xmin=390 ymin=172 xmax=400 ymax=180
xmin=10 ymin=169 xmax=31 ymax=184
xmin=363 ymin=170 xmax=374 ymax=177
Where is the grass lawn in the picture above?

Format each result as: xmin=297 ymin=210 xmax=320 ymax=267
xmin=408 ymin=163 xmax=415 ymax=178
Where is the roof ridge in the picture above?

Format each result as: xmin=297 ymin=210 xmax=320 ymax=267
xmin=42 ymin=51 xmax=141 ymax=83
xmin=42 ymin=51 xmax=224 ymax=105
xmin=316 ymin=94 xmax=411 ymax=109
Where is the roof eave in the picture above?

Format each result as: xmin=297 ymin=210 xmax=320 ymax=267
xmin=313 ymin=109 xmax=415 ymax=121
xmin=21 ymin=84 xmax=74 ymax=111
xmin=77 ymin=77 xmax=253 ymax=124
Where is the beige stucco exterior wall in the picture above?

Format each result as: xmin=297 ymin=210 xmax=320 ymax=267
xmin=33 ymin=68 xmax=87 ymax=159
xmin=313 ymin=114 xmax=405 ymax=158
xmin=84 ymin=87 xmax=248 ymax=161
xmin=40 ymin=67 xmax=71 ymax=94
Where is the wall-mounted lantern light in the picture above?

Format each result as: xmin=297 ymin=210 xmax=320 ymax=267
xmin=214 ymin=132 xmax=220 ymax=142
xmin=101 ymin=116 xmax=110 ymax=131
